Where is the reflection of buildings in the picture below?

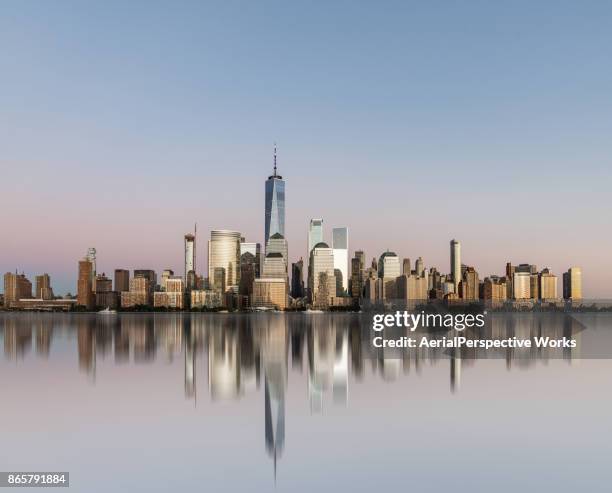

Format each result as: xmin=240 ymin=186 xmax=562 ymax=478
xmin=0 ymin=310 xmax=595 ymax=479
xmin=262 ymin=316 xmax=287 ymax=478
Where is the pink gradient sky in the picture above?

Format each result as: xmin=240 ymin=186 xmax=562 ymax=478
xmin=1 ymin=2 xmax=611 ymax=296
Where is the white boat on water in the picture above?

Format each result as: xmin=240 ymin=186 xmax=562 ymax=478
xmin=98 ymin=307 xmax=117 ymax=315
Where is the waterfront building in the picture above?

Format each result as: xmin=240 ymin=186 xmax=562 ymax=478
xmin=35 ymin=273 xmax=54 ymax=300
xmin=121 ymin=276 xmax=152 ymax=307
xmin=114 ymin=269 xmax=130 ymax=293
xmin=563 ymin=267 xmax=582 ymax=300
xmin=3 ymin=272 xmax=33 ymax=307
xmin=191 ymin=289 xmax=223 ymax=309
xmin=252 ymin=278 xmax=288 ymax=310
xmin=483 ymin=276 xmax=507 ymax=303
xmin=154 ymin=276 xmax=185 ymax=309
xmin=208 ymin=230 xmax=241 ymax=292
xmin=513 ymin=272 xmax=531 ymax=300
xmin=539 ymin=268 xmax=558 ymax=300
xmin=77 ymin=255 xmax=95 ymax=309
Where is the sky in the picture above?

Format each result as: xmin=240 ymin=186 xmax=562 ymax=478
xmin=1 ymin=0 xmax=611 ymax=296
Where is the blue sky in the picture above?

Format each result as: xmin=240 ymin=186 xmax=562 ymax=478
xmin=1 ymin=1 xmax=611 ymax=296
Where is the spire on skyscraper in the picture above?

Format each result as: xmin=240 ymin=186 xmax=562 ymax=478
xmin=273 ymin=142 xmax=277 ymax=177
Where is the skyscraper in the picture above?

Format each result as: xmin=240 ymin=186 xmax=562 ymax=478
xmin=208 ymin=230 xmax=241 ymax=292
xmin=309 ymin=242 xmax=335 ymax=308
xmin=450 ymin=239 xmax=461 ymax=292
xmin=3 ymin=271 xmax=33 ymax=307
xmin=114 ymin=269 xmax=130 ymax=293
xmin=350 ymin=251 xmax=365 ymax=299
xmin=291 ymin=259 xmax=305 ymax=298
xmin=332 ymin=227 xmax=349 ymax=294
xmin=563 ymin=267 xmax=582 ymax=300
xmin=308 ymin=219 xmax=323 ymax=255
xmin=240 ymin=241 xmax=261 ymax=277
xmin=185 ymin=231 xmax=196 ymax=284
xmin=35 ymin=273 xmax=54 ymax=300
xmin=77 ymin=255 xmax=95 ymax=309
xmin=266 ymin=233 xmax=289 ymax=280
xmin=264 ymin=144 xmax=285 ymax=248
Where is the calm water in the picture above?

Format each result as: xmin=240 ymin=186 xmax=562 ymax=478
xmin=1 ymin=312 xmax=611 ymax=492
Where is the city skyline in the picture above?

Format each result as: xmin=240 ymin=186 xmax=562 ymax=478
xmin=1 ymin=2 xmax=611 ymax=297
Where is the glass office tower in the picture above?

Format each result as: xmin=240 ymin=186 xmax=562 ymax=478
xmin=265 ymin=145 xmax=285 ymax=248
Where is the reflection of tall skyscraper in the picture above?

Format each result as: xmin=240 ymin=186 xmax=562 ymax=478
xmin=208 ymin=230 xmax=241 ymax=292
xmin=450 ymin=239 xmax=461 ymax=292
xmin=264 ymin=144 xmax=285 ymax=249
xmin=332 ymin=227 xmax=349 ymax=294
xmin=307 ymin=219 xmax=323 ymax=255
xmin=263 ymin=316 xmax=287 ymax=479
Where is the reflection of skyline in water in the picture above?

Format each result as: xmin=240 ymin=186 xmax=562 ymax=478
xmin=0 ymin=312 xmax=601 ymax=480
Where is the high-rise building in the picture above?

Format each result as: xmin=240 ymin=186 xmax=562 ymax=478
xmin=332 ymin=227 xmax=349 ymax=295
xmin=94 ymin=273 xmax=117 ymax=309
xmin=134 ymin=270 xmax=157 ymax=293
xmin=121 ymin=277 xmax=152 ymax=307
xmin=563 ymin=267 xmax=582 ymax=300
xmin=265 ymin=233 xmax=288 ymax=279
xmin=402 ymin=258 xmax=411 ymax=275
xmin=396 ymin=274 xmax=428 ymax=303
xmin=114 ymin=269 xmax=130 ymax=293
xmin=86 ymin=248 xmax=97 ymax=280
xmin=161 ymin=269 xmax=174 ymax=291
xmin=309 ymin=242 xmax=335 ymax=308
xmin=3 ymin=272 xmax=33 ymax=307
xmin=77 ymin=258 xmax=94 ymax=309
xmin=252 ymin=278 xmax=288 ymax=310
xmin=264 ymin=144 xmax=285 ymax=248
xmin=239 ymin=252 xmax=258 ymax=299
xmin=483 ymin=276 xmax=507 ymax=302
xmin=262 ymin=253 xmax=287 ymax=279
xmin=450 ymin=239 xmax=461 ymax=292
xmin=291 ymin=259 xmax=305 ymax=299
xmin=35 ymin=273 xmax=54 ymax=300
xmin=240 ymin=241 xmax=261 ymax=277
xmin=350 ymin=251 xmax=365 ymax=299
xmin=513 ymin=272 xmax=531 ymax=300
xmin=154 ymin=276 xmax=185 ymax=309
xmin=539 ymin=268 xmax=558 ymax=300
xmin=94 ymin=273 xmax=112 ymax=293
xmin=308 ymin=219 xmax=323 ymax=255
xmin=208 ymin=230 xmax=241 ymax=292
xmin=185 ymin=232 xmax=196 ymax=288
xmin=415 ymin=257 xmax=424 ymax=277
xmin=378 ymin=251 xmax=400 ymax=300
xmin=459 ymin=266 xmax=479 ymax=301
